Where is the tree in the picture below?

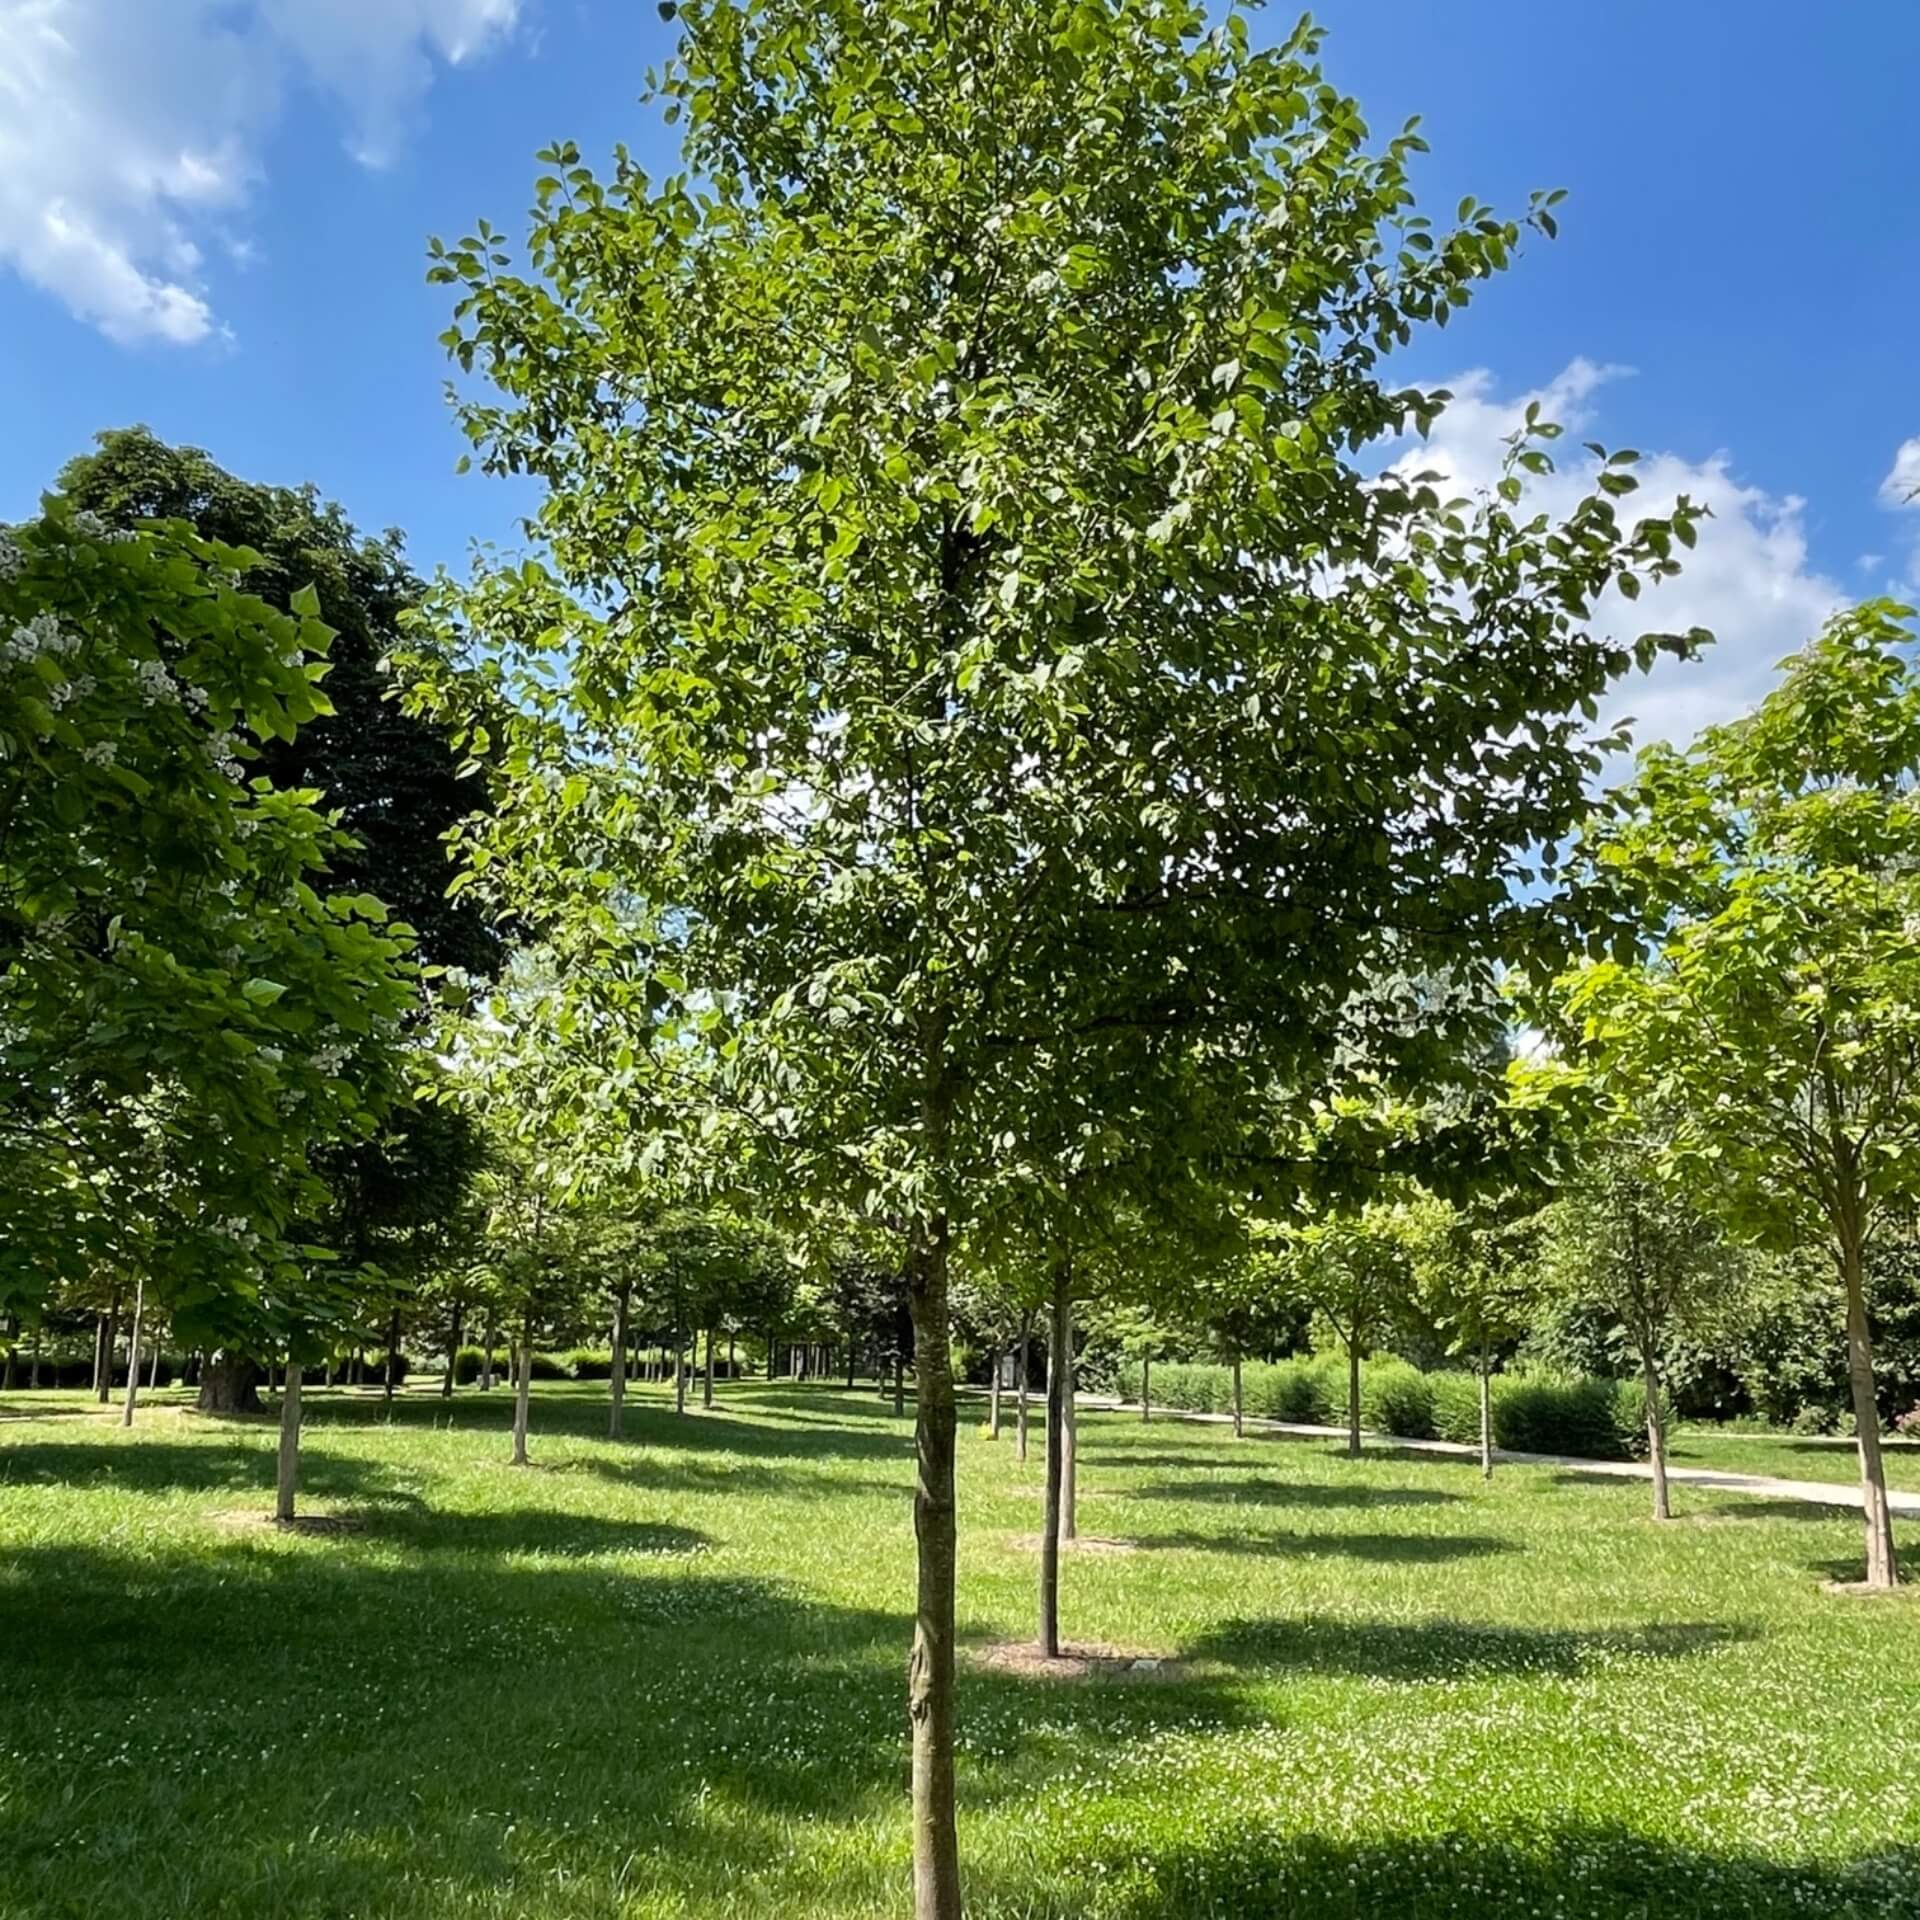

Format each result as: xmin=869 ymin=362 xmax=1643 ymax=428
xmin=1284 ymin=1202 xmax=1418 ymax=1457
xmin=412 ymin=6 xmax=1704 ymax=1905
xmin=0 ymin=502 xmax=416 ymax=1417
xmin=1549 ymin=603 xmax=1920 ymax=1586
xmin=1537 ymin=1139 xmax=1728 ymax=1518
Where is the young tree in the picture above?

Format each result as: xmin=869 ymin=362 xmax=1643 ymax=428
xmin=414 ymin=6 xmax=1703 ymax=1904
xmin=1550 ymin=604 xmax=1920 ymax=1585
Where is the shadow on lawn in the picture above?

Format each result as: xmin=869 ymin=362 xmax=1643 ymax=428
xmin=1012 ymin=1821 xmax=1917 ymax=1920
xmin=0 ymin=1436 xmax=415 ymax=1503
xmin=1129 ymin=1527 xmax=1509 ymax=1565
xmin=0 ymin=1531 xmax=1260 ymax=1919
xmin=1120 ymin=1476 xmax=1459 ymax=1509
xmin=1186 ymin=1614 xmax=1757 ymax=1682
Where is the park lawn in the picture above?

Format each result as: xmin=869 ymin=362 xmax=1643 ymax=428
xmin=0 ymin=1383 xmax=1915 ymax=1920
xmin=1671 ymin=1425 xmax=1920 ymax=1495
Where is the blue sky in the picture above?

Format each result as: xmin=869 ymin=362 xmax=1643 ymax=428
xmin=2 ymin=1 xmax=1915 ymax=745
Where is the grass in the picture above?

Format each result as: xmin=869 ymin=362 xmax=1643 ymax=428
xmin=1 ymin=1380 xmax=1916 ymax=1919
xmin=1672 ymin=1424 xmax=1920 ymax=1494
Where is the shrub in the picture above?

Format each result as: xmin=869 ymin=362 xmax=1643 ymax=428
xmin=1789 ymin=1402 xmax=1842 ymax=1436
xmin=1428 ymin=1372 xmax=1485 ymax=1447
xmin=1243 ymin=1359 xmax=1331 ymax=1426
xmin=1361 ymin=1359 xmax=1435 ymax=1440
xmin=565 ymin=1348 xmax=615 ymax=1381
xmin=1494 ymin=1374 xmax=1640 ymax=1461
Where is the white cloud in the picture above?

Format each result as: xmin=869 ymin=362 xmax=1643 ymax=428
xmin=0 ymin=0 xmax=520 ymax=346
xmin=1399 ymin=359 xmax=1846 ymax=752
xmin=1879 ymin=437 xmax=1920 ymax=590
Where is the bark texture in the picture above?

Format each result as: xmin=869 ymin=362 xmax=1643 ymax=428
xmin=276 ymin=1362 xmax=303 ymax=1523
xmin=197 ymin=1353 xmax=263 ymax=1415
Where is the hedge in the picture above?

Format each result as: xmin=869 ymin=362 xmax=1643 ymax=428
xmin=1126 ymin=1358 xmax=1647 ymax=1462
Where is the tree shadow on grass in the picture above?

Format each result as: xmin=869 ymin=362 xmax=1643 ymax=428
xmin=1121 ymin=1477 xmax=1460 ymax=1509
xmin=1126 ymin=1527 xmax=1510 ymax=1565
xmin=0 ymin=1533 xmax=1263 ymax=1919
xmin=354 ymin=1506 xmax=712 ymax=1560
xmin=1185 ymin=1614 xmax=1755 ymax=1682
xmin=1009 ymin=1821 xmax=1917 ymax=1920
xmin=0 ymin=1436 xmax=414 ymax=1503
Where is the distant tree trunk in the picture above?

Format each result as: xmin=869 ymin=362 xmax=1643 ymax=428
xmin=276 ymin=1359 xmax=303 ymax=1522
xmin=1141 ymin=1353 xmax=1151 ymax=1424
xmin=703 ymin=1328 xmax=716 ymax=1409
xmin=91 ymin=1311 xmax=107 ymax=1397
xmin=1478 ymin=1341 xmax=1494 ymax=1481
xmin=350 ymin=1348 xmax=363 ymax=1388
xmin=197 ymin=1353 xmax=262 ymax=1414
xmin=893 ymin=1350 xmax=906 ymax=1418
xmin=480 ymin=1314 xmax=496 ymax=1392
xmin=382 ymin=1310 xmax=402 ymax=1410
xmin=1041 ymin=1272 xmax=1071 ymax=1656
xmin=1346 ymin=1342 xmax=1362 ymax=1458
xmin=609 ymin=1286 xmax=629 ymax=1438
xmin=1642 ymin=1350 xmax=1671 ymax=1521
xmin=510 ymin=1332 xmax=531 ymax=1466
xmin=30 ymin=1330 xmax=42 ymax=1389
xmin=1017 ymin=1311 xmax=1031 ymax=1464
xmin=148 ymin=1332 xmax=161 ymax=1391
xmin=988 ymin=1348 xmax=1002 ymax=1439
xmin=97 ymin=1294 xmax=121 ymax=1403
xmin=443 ymin=1300 xmax=464 ymax=1399
xmin=767 ymin=1331 xmax=779 ymax=1381
xmin=1057 ymin=1279 xmax=1077 ymax=1543
xmin=324 ymin=1355 xmax=336 ymax=1389
xmin=121 ymin=1277 xmax=145 ymax=1428
xmin=674 ymin=1327 xmax=687 ymax=1414
xmin=846 ymin=1335 xmax=856 ymax=1389
xmin=727 ymin=1334 xmax=736 ymax=1380
xmin=1231 ymin=1352 xmax=1244 ymax=1439
xmin=1839 ymin=1217 xmax=1899 ymax=1588
xmin=2 ymin=1319 xmax=16 ymax=1391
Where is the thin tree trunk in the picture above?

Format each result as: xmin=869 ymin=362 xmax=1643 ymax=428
xmin=2 ymin=1320 xmax=16 ymax=1392
xmin=443 ymin=1300 xmax=463 ymax=1399
xmin=276 ymin=1359 xmax=302 ymax=1522
xmin=90 ymin=1311 xmax=106 ymax=1396
xmin=510 ymin=1333 xmax=531 ymax=1466
xmin=905 ymin=1217 xmax=961 ymax=1920
xmin=30 ymin=1330 xmax=42 ymax=1389
xmin=1017 ymin=1311 xmax=1031 ymax=1463
xmin=847 ymin=1336 xmax=857 ymax=1389
xmin=1642 ymin=1350 xmax=1671 ymax=1521
xmin=382 ymin=1310 xmax=401 ymax=1410
xmin=97 ymin=1295 xmax=120 ymax=1403
xmin=1058 ymin=1278 xmax=1077 ymax=1544
xmin=609 ymin=1287 xmax=628 ymax=1438
xmin=1478 ymin=1341 xmax=1494 ymax=1481
xmin=1840 ymin=1225 xmax=1899 ymax=1588
xmin=893 ymin=1350 xmax=906 ymax=1418
xmin=989 ymin=1348 xmax=1002 ymax=1439
xmin=1231 ymin=1352 xmax=1243 ymax=1439
xmin=1041 ymin=1272 xmax=1070 ymax=1657
xmin=703 ymin=1328 xmax=715 ymax=1409
xmin=674 ymin=1327 xmax=687 ymax=1414
xmin=1141 ymin=1353 xmax=1150 ymax=1424
xmin=481 ymin=1314 xmax=496 ymax=1392
xmin=148 ymin=1332 xmax=161 ymax=1391
xmin=1347 ymin=1343 xmax=1362 ymax=1458
xmin=120 ymin=1276 xmax=145 ymax=1428
xmin=767 ymin=1332 xmax=778 ymax=1382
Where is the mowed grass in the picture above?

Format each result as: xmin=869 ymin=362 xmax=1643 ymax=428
xmin=1 ymin=1382 xmax=1916 ymax=1920
xmin=1671 ymin=1425 xmax=1920 ymax=1494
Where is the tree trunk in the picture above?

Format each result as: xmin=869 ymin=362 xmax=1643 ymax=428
xmin=1231 ymin=1352 xmax=1243 ymax=1439
xmin=30 ymin=1330 xmax=42 ymax=1389
xmin=703 ymin=1328 xmax=716 ymax=1409
xmin=1041 ymin=1273 xmax=1070 ymax=1658
xmin=846 ymin=1333 xmax=857 ymax=1389
xmin=1840 ymin=1225 xmax=1899 ymax=1588
xmin=609 ymin=1287 xmax=629 ymax=1438
xmin=276 ymin=1359 xmax=303 ymax=1523
xmin=1642 ymin=1351 xmax=1671 ymax=1522
xmin=510 ymin=1334 xmax=531 ymax=1466
xmin=120 ymin=1277 xmax=145 ymax=1428
xmin=674 ymin=1328 xmax=687 ymax=1414
xmin=905 ymin=1218 xmax=961 ymax=1920
xmin=1058 ymin=1280 xmax=1077 ymax=1544
xmin=893 ymin=1351 xmax=906 ymax=1418
xmin=1017 ymin=1311 xmax=1031 ymax=1464
xmin=197 ymin=1353 xmax=262 ymax=1414
xmin=1141 ymin=1353 xmax=1150 ymax=1424
xmin=97 ymin=1295 xmax=121 ymax=1403
xmin=1478 ymin=1342 xmax=1494 ymax=1481
xmin=91 ymin=1311 xmax=106 ymax=1397
xmin=988 ymin=1348 xmax=1002 ymax=1440
xmin=1347 ymin=1343 xmax=1362 ymax=1458
xmin=481 ymin=1314 xmax=496 ymax=1392
xmin=148 ymin=1332 xmax=161 ymax=1391
xmin=383 ymin=1310 xmax=402 ymax=1410
xmin=443 ymin=1300 xmax=464 ymax=1399
xmin=728 ymin=1334 xmax=736 ymax=1381
xmin=767 ymin=1332 xmax=779 ymax=1382
xmin=2 ymin=1320 xmax=16 ymax=1392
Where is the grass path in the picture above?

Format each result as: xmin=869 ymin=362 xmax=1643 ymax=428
xmin=1 ymin=1381 xmax=1916 ymax=1918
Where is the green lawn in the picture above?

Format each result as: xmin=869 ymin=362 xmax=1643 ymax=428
xmin=1 ymin=1382 xmax=1916 ymax=1919
xmin=1672 ymin=1425 xmax=1920 ymax=1495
